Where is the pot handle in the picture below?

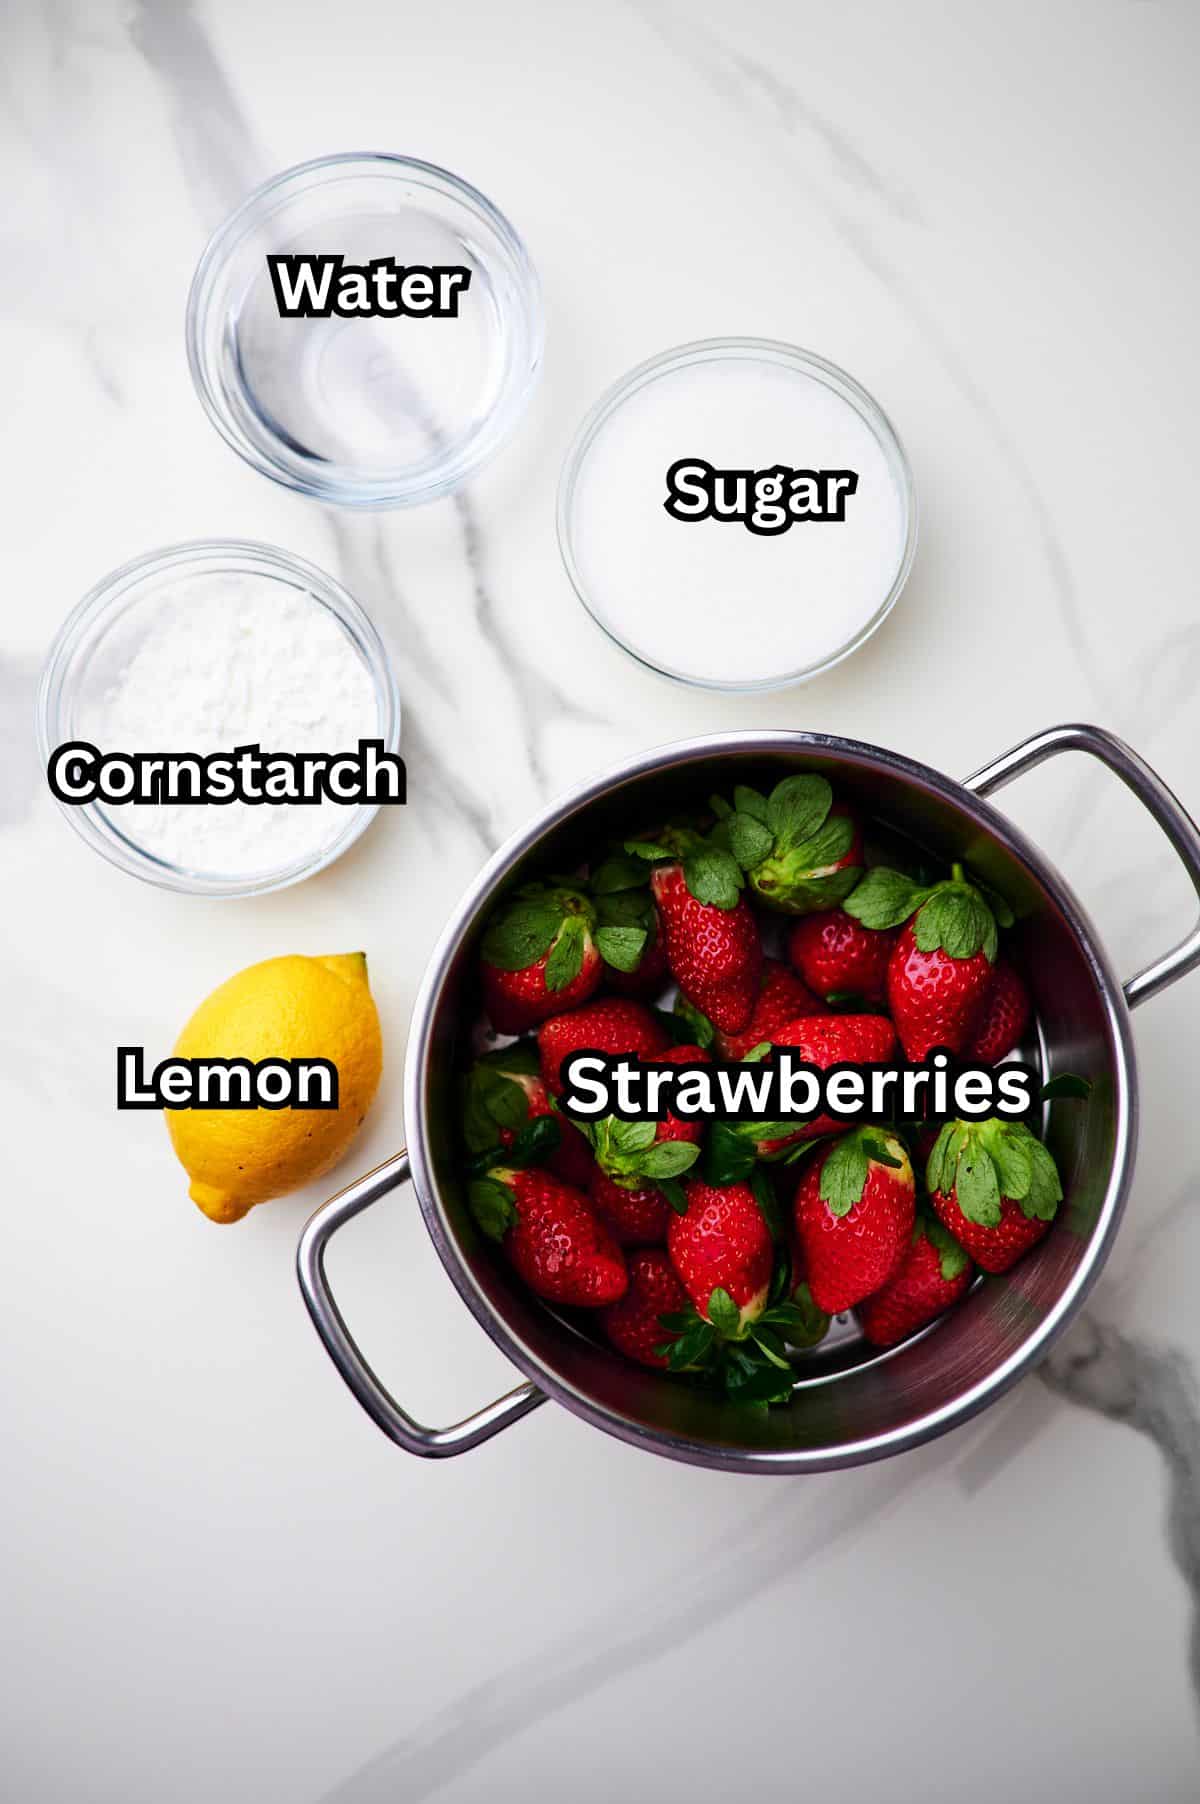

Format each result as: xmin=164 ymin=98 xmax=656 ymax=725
xmin=965 ymin=722 xmax=1200 ymax=1009
xmin=296 ymin=1150 xmax=546 ymax=1456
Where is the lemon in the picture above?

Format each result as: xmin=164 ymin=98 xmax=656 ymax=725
xmin=167 ymin=953 xmax=383 ymax=1224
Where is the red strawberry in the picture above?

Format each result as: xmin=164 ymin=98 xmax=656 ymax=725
xmin=966 ymin=960 xmax=1031 ymax=1064
xmin=600 ymin=1248 xmax=690 ymax=1367
xmin=537 ymin=998 xmax=670 ymax=1095
xmin=857 ymin=1210 xmax=974 ymax=1347
xmin=470 ymin=1166 xmax=627 ymax=1307
xmin=793 ymin=1129 xmax=915 ymax=1314
xmin=480 ymin=883 xmax=602 ymax=1033
xmin=590 ymin=1166 xmax=672 ymax=1247
xmin=713 ymin=774 xmax=863 ymax=914
xmin=787 ymin=908 xmax=895 ymax=1004
xmin=667 ymin=1178 xmax=773 ymax=1331
xmin=712 ymin=957 xmax=823 ymax=1060
xmin=764 ymin=1013 xmax=898 ymax=1146
xmin=926 ymin=1118 xmax=1061 ymax=1274
xmin=651 ymin=862 xmax=762 ymax=1034
xmin=844 ymin=863 xmax=1008 ymax=1061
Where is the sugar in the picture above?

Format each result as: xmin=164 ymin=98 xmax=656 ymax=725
xmin=569 ymin=356 xmax=909 ymax=687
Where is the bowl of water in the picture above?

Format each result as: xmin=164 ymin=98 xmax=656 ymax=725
xmin=186 ymin=154 xmax=543 ymax=508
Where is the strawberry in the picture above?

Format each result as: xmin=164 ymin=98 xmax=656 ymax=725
xmin=469 ymin=1165 xmax=627 ymax=1307
xmin=667 ymin=1178 xmax=774 ymax=1332
xmin=600 ymin=1248 xmax=690 ymax=1367
xmin=787 ymin=907 xmax=895 ymax=1004
xmin=711 ymin=775 xmax=862 ymax=914
xmin=793 ymin=1128 xmax=915 ymax=1314
xmin=926 ymin=1118 xmax=1061 ymax=1273
xmin=590 ymin=1167 xmax=672 ymax=1247
xmin=537 ymin=998 xmax=670 ymax=1095
xmin=845 ymin=863 xmax=1013 ymax=1060
xmin=857 ymin=1210 xmax=974 ymax=1347
xmin=584 ymin=1044 xmax=710 ymax=1217
xmin=651 ymin=861 xmax=762 ymax=1034
xmin=480 ymin=881 xmax=603 ymax=1033
xmin=966 ymin=960 xmax=1031 ymax=1064
xmin=766 ymin=1013 xmax=898 ymax=1144
xmin=461 ymin=1045 xmax=592 ymax=1186
xmin=620 ymin=826 xmax=762 ymax=1033
xmin=711 ymin=957 xmax=823 ymax=1060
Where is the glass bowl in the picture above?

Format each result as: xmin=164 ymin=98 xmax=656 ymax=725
xmin=37 ymin=540 xmax=401 ymax=897
xmin=557 ymin=337 xmax=918 ymax=693
xmin=186 ymin=154 xmax=543 ymax=508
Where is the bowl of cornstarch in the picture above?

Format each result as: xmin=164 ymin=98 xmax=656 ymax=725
xmin=38 ymin=540 xmax=400 ymax=896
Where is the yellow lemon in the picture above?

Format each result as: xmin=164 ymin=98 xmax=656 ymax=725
xmin=167 ymin=953 xmax=383 ymax=1224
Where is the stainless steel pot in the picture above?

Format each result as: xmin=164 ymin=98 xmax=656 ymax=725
xmin=298 ymin=725 xmax=1200 ymax=1473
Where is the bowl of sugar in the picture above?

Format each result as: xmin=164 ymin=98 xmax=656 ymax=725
xmin=37 ymin=541 xmax=400 ymax=896
xmin=557 ymin=338 xmax=916 ymax=691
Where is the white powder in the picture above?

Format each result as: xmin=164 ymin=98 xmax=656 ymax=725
xmin=84 ymin=577 xmax=380 ymax=879
xmin=569 ymin=355 xmax=910 ymax=687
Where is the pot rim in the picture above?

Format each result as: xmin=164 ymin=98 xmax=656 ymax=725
xmin=403 ymin=729 xmax=1137 ymax=1472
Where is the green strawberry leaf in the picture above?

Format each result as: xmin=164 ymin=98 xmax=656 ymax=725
xmin=922 ymin=1211 xmax=971 ymax=1281
xmin=954 ymin=1141 xmax=1002 ymax=1226
xmin=727 ymin=812 xmax=776 ymax=870
xmin=1041 ymin=1073 xmax=1093 ymax=1102
xmin=860 ymin=1134 xmax=904 ymax=1170
xmin=776 ymin=1282 xmax=831 ymax=1347
xmin=481 ymin=897 xmax=564 ymax=971
xmin=673 ymin=995 xmax=715 ymax=1049
xmin=976 ymin=880 xmax=1016 ymax=930
xmin=608 ymin=1118 xmax=658 ymax=1155
xmin=544 ymin=916 xmax=586 ymax=991
xmin=705 ymin=1121 xmax=757 ymax=1186
xmin=667 ymin=1320 xmax=716 ymax=1371
xmin=743 ymin=1041 xmax=772 ymax=1063
xmin=787 ymin=810 xmax=856 ymax=875
xmin=468 ymin=1178 xmax=518 ymax=1241
xmin=657 ymin=1310 xmax=696 ymax=1333
xmin=660 ymin=1176 xmax=689 ymax=1215
xmin=624 ymin=839 xmax=669 ymax=862
xmin=765 ymin=775 xmax=832 ymax=848
xmin=709 ymin=793 xmax=734 ymax=821
xmin=1021 ymin=1134 xmax=1063 ymax=1221
xmin=638 ymin=1141 xmax=701 ymax=1180
xmin=913 ymin=881 xmax=997 ymax=963
xmin=682 ymin=845 xmax=744 ymax=909
xmin=818 ymin=1133 xmax=871 ymax=1217
xmin=749 ymin=1324 xmax=792 ymax=1369
xmin=721 ymin=1352 xmax=795 ymax=1407
xmin=594 ymin=923 xmax=648 ymax=973
xmin=925 ymin=1121 xmax=960 ymax=1196
xmin=988 ymin=1124 xmax=1033 ymax=1200
xmin=462 ymin=1066 xmax=529 ymax=1155
xmin=591 ymin=852 xmax=649 ymax=894
xmin=706 ymin=1287 xmax=741 ymax=1336
xmin=505 ymin=1115 xmax=562 ymax=1169
xmin=844 ymin=867 xmax=930 ymax=930
xmin=733 ymin=785 xmax=770 ymax=823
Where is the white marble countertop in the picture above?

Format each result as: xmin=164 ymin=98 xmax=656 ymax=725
xmin=6 ymin=2 xmax=1200 ymax=1798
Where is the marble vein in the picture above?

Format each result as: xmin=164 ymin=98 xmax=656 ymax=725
xmin=315 ymin=1457 xmax=927 ymax=1804
xmin=1041 ymin=1315 xmax=1200 ymax=1710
